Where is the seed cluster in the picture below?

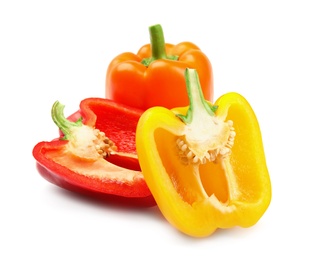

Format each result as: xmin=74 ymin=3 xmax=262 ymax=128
xmin=176 ymin=120 xmax=236 ymax=165
xmin=94 ymin=129 xmax=117 ymax=158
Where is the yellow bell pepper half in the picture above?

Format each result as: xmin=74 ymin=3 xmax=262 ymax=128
xmin=136 ymin=68 xmax=271 ymax=237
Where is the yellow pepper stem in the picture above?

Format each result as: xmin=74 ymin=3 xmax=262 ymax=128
xmin=176 ymin=68 xmax=217 ymax=125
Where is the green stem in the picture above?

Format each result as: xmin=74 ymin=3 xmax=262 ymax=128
xmin=176 ymin=69 xmax=217 ymax=124
xmin=149 ymin=24 xmax=167 ymax=60
xmin=51 ymin=101 xmax=82 ymax=140
xmin=141 ymin=24 xmax=178 ymax=66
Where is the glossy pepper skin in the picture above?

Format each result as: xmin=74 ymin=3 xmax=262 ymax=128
xmin=136 ymin=69 xmax=271 ymax=236
xmin=33 ymin=98 xmax=155 ymax=207
xmin=106 ymin=24 xmax=213 ymax=110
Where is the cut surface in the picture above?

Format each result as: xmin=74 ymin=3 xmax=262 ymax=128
xmin=44 ymin=148 xmax=144 ymax=183
xmin=154 ymin=128 xmax=230 ymax=205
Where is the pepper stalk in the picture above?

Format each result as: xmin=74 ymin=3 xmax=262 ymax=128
xmin=51 ymin=101 xmax=117 ymax=160
xmin=141 ymin=24 xmax=178 ymax=66
xmin=176 ymin=68 xmax=235 ymax=165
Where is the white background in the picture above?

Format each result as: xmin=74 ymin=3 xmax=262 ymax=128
xmin=1 ymin=0 xmax=313 ymax=258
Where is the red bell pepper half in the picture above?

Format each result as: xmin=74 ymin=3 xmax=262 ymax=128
xmin=32 ymin=98 xmax=155 ymax=207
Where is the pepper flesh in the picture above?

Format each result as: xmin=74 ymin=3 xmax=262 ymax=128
xmin=33 ymin=98 xmax=155 ymax=207
xmin=136 ymin=69 xmax=271 ymax=236
xmin=106 ymin=24 xmax=213 ymax=110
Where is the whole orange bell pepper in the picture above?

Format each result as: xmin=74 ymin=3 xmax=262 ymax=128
xmin=105 ymin=24 xmax=213 ymax=110
xmin=136 ymin=68 xmax=271 ymax=237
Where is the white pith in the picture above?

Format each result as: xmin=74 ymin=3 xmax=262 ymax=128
xmin=177 ymin=118 xmax=235 ymax=164
xmin=176 ymin=69 xmax=236 ymax=165
xmin=67 ymin=125 xmax=117 ymax=160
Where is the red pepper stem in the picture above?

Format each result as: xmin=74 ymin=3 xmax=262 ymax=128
xmin=51 ymin=101 xmax=82 ymax=140
xmin=149 ymin=24 xmax=167 ymax=60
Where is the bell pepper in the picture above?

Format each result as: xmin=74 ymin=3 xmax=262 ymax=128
xmin=32 ymin=98 xmax=155 ymax=207
xmin=136 ymin=68 xmax=271 ymax=236
xmin=105 ymin=24 xmax=213 ymax=110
